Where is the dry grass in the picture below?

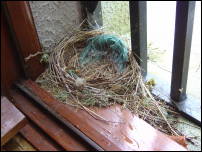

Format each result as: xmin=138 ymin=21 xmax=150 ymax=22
xmin=36 ymin=28 xmax=182 ymax=136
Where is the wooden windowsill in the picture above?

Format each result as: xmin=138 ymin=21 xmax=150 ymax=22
xmin=1 ymin=96 xmax=27 ymax=146
xmin=8 ymin=79 xmax=187 ymax=151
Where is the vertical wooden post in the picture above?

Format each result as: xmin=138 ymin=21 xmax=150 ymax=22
xmin=129 ymin=1 xmax=147 ymax=77
xmin=2 ymin=1 xmax=45 ymax=80
xmin=170 ymin=1 xmax=196 ymax=101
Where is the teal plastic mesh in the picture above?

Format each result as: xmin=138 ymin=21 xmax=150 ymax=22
xmin=79 ymin=34 xmax=129 ymax=72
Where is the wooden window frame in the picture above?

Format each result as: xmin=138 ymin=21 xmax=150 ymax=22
xmin=2 ymin=1 xmax=45 ymax=81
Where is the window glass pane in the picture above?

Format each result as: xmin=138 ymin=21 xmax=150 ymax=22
xmin=147 ymin=1 xmax=176 ymax=95
xmin=101 ymin=1 xmax=131 ymax=47
xmin=187 ymin=1 xmax=201 ymax=101
xmin=101 ymin=1 xmax=201 ymax=102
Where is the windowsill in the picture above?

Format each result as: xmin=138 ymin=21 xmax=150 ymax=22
xmin=146 ymin=73 xmax=201 ymax=126
xmin=13 ymin=79 xmax=188 ymax=151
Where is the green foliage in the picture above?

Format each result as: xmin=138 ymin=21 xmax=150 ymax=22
xmin=147 ymin=42 xmax=166 ymax=62
xmin=101 ymin=1 xmax=130 ymax=36
xmin=54 ymin=89 xmax=69 ymax=101
xmin=101 ymin=2 xmax=166 ymax=63
xmin=40 ymin=53 xmax=49 ymax=63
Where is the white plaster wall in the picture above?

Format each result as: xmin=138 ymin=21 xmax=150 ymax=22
xmin=29 ymin=1 xmax=83 ymax=50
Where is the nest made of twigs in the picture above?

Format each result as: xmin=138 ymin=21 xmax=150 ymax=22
xmin=36 ymin=29 xmax=181 ymax=136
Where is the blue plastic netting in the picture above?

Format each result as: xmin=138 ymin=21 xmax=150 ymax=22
xmin=79 ymin=34 xmax=129 ymax=72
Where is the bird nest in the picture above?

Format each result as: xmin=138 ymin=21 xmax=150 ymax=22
xmin=36 ymin=29 xmax=181 ymax=136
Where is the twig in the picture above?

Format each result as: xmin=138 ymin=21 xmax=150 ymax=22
xmin=141 ymin=78 xmax=179 ymax=136
xmin=36 ymin=27 xmax=181 ymax=136
xmin=178 ymin=120 xmax=201 ymax=129
xmin=24 ymin=51 xmax=44 ymax=62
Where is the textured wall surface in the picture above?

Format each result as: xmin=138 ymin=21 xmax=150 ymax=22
xmin=101 ymin=1 xmax=130 ymax=36
xmin=101 ymin=1 xmax=131 ymax=48
xmin=29 ymin=1 xmax=83 ymax=50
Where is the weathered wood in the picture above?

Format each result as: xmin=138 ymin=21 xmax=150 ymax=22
xmin=15 ymin=82 xmax=104 ymax=151
xmin=20 ymin=122 xmax=64 ymax=151
xmin=21 ymin=80 xmax=120 ymax=151
xmin=168 ymin=136 xmax=187 ymax=148
xmin=1 ymin=96 xmax=27 ymax=146
xmin=2 ymin=1 xmax=45 ymax=80
xmin=2 ymin=133 xmax=36 ymax=151
xmin=9 ymin=89 xmax=93 ymax=151
xmin=20 ymin=80 xmax=187 ymax=151
xmin=1 ymin=8 xmax=24 ymax=97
